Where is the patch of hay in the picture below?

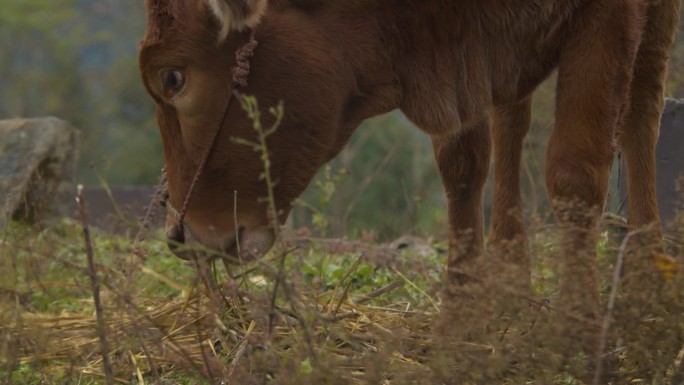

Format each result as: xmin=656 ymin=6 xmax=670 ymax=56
xmin=1 ymin=272 xmax=434 ymax=384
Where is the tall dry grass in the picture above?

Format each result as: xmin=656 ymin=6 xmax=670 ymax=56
xmin=0 ymin=192 xmax=682 ymax=384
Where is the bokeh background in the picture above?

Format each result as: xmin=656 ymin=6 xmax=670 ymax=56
xmin=2 ymin=0 xmax=683 ymax=240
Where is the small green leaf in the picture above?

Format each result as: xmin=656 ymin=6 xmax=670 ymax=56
xmin=298 ymin=357 xmax=313 ymax=375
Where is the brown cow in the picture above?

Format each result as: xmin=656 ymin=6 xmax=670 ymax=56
xmin=139 ymin=0 xmax=680 ymax=325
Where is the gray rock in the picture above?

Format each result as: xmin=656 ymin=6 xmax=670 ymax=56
xmin=0 ymin=117 xmax=78 ymax=228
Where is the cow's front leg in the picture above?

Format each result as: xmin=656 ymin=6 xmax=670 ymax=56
xmin=432 ymin=122 xmax=490 ymax=285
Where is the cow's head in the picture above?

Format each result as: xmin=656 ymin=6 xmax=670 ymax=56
xmin=139 ymin=0 xmax=386 ymax=262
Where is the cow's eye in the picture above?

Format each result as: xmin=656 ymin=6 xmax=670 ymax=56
xmin=160 ymin=69 xmax=186 ymax=98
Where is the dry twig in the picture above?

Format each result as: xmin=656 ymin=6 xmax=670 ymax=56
xmin=76 ymin=185 xmax=115 ymax=385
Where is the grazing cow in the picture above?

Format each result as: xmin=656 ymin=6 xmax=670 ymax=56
xmin=139 ymin=0 xmax=680 ymax=323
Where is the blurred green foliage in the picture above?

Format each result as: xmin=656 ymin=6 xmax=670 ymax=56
xmin=0 ymin=0 xmax=161 ymax=185
xmin=295 ymin=112 xmax=446 ymax=240
xmin=1 ymin=2 xmax=682 ymax=240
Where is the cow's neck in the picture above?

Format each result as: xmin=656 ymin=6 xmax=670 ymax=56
xmin=311 ymin=2 xmax=494 ymax=137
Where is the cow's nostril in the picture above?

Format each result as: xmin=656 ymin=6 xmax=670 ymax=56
xmin=166 ymin=223 xmax=193 ymax=260
xmin=225 ymin=226 xmax=244 ymax=248
xmin=166 ymin=222 xmax=185 ymax=245
xmin=226 ymin=226 xmax=244 ymax=250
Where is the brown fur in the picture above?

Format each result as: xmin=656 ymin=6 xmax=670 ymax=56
xmin=139 ymin=0 xmax=680 ymax=327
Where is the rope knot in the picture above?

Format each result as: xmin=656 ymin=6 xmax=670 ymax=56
xmin=232 ymin=30 xmax=258 ymax=87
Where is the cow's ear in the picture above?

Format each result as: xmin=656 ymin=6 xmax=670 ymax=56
xmin=205 ymin=0 xmax=267 ymax=41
